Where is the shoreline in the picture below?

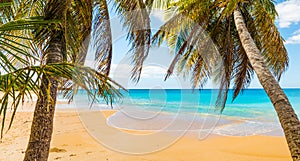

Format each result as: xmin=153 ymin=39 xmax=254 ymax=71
xmin=8 ymin=101 xmax=285 ymax=137
xmin=0 ymin=107 xmax=292 ymax=161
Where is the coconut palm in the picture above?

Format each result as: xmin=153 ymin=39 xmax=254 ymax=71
xmin=233 ymin=5 xmax=299 ymax=160
xmin=22 ymin=1 xmax=71 ymax=160
xmin=24 ymin=0 xmax=153 ymax=160
xmin=1 ymin=0 xmax=154 ymax=160
xmin=152 ymin=0 xmax=299 ymax=160
xmin=0 ymin=1 xmax=121 ymax=160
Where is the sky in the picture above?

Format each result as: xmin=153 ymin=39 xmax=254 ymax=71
xmin=274 ymin=0 xmax=300 ymax=88
xmin=87 ymin=0 xmax=300 ymax=89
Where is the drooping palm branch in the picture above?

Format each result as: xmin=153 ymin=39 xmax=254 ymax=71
xmin=0 ymin=0 xmax=155 ymax=140
xmin=0 ymin=0 xmax=123 ymax=139
xmin=0 ymin=62 xmax=123 ymax=137
xmin=152 ymin=0 xmax=288 ymax=111
xmin=113 ymin=0 xmax=152 ymax=82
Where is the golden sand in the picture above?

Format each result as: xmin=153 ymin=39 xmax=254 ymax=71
xmin=0 ymin=109 xmax=292 ymax=161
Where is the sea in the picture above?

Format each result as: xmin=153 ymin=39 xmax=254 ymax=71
xmin=58 ymin=89 xmax=300 ymax=137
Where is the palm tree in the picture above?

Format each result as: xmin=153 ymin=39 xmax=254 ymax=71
xmin=233 ymin=6 xmax=299 ymax=160
xmin=1 ymin=0 xmax=154 ymax=160
xmin=152 ymin=0 xmax=299 ymax=160
xmin=22 ymin=0 xmax=68 ymax=160
xmin=0 ymin=0 xmax=121 ymax=160
xmin=24 ymin=0 xmax=153 ymax=160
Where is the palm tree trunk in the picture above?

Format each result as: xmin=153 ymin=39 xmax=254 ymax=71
xmin=23 ymin=0 xmax=67 ymax=160
xmin=23 ymin=32 xmax=64 ymax=161
xmin=234 ymin=7 xmax=300 ymax=160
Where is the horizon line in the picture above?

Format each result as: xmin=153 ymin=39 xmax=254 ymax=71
xmin=124 ymin=88 xmax=300 ymax=90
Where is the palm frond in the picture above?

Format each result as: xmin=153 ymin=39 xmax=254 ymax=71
xmin=151 ymin=0 xmax=173 ymax=9
xmin=92 ymin=0 xmax=112 ymax=75
xmin=13 ymin=0 xmax=46 ymax=18
xmin=0 ymin=17 xmax=59 ymax=73
xmin=152 ymin=0 xmax=228 ymax=110
xmin=0 ymin=0 xmax=14 ymax=24
xmin=0 ymin=63 xmax=123 ymax=138
xmin=113 ymin=0 xmax=151 ymax=82
xmin=64 ymin=0 xmax=92 ymax=63
xmin=0 ymin=2 xmax=11 ymax=8
xmin=152 ymin=14 xmax=188 ymax=47
xmin=232 ymin=39 xmax=254 ymax=101
xmin=164 ymin=24 xmax=200 ymax=80
xmin=250 ymin=1 xmax=288 ymax=80
xmin=0 ymin=16 xmax=60 ymax=31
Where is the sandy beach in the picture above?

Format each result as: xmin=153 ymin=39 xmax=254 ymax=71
xmin=0 ymin=105 xmax=292 ymax=161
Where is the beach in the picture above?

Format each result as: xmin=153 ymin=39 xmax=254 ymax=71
xmin=0 ymin=107 xmax=292 ymax=161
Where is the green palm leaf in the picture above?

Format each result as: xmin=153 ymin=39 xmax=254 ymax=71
xmin=0 ymin=63 xmax=123 ymax=138
xmin=114 ymin=0 xmax=152 ymax=82
xmin=92 ymin=0 xmax=112 ymax=75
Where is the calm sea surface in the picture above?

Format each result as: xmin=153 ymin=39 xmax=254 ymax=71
xmin=59 ymin=89 xmax=300 ymax=136
xmin=105 ymin=89 xmax=300 ymax=118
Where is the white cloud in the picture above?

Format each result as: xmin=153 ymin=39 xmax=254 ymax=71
xmin=276 ymin=0 xmax=300 ymax=28
xmin=109 ymin=63 xmax=169 ymax=80
xmin=110 ymin=64 xmax=167 ymax=79
xmin=108 ymin=63 xmax=182 ymax=89
xmin=286 ymin=32 xmax=300 ymax=44
xmin=284 ymin=28 xmax=300 ymax=44
xmin=140 ymin=66 xmax=167 ymax=78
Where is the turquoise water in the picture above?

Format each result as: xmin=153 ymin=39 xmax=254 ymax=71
xmin=117 ymin=89 xmax=300 ymax=119
xmin=66 ymin=89 xmax=300 ymax=136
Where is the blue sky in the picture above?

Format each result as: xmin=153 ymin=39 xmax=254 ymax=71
xmin=273 ymin=0 xmax=300 ymax=88
xmin=87 ymin=1 xmax=300 ymax=89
